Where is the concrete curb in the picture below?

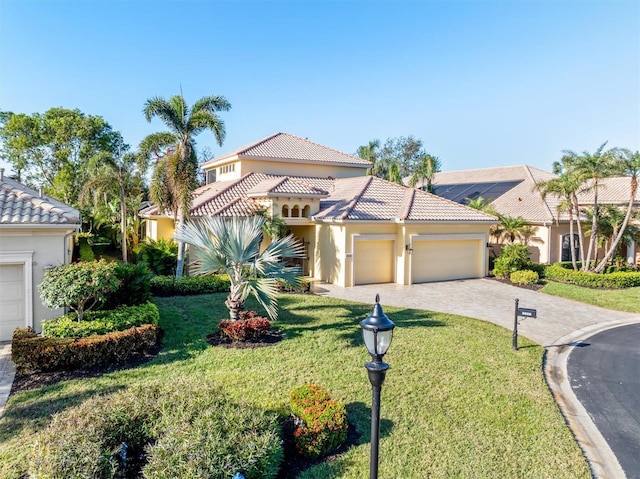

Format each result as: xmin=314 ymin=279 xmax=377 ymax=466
xmin=0 ymin=342 xmax=16 ymax=419
xmin=544 ymin=318 xmax=640 ymax=479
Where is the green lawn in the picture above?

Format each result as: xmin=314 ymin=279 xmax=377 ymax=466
xmin=0 ymin=293 xmax=590 ymax=478
xmin=542 ymin=281 xmax=640 ymax=313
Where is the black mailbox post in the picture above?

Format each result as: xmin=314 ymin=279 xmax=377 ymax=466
xmin=513 ymin=299 xmax=537 ymax=351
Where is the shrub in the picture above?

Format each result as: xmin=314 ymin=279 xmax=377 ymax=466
xmin=492 ymin=243 xmax=531 ymax=278
xmin=289 ymin=384 xmax=348 ymax=459
xmin=276 ymin=277 xmax=311 ymax=293
xmin=39 ymin=260 xmax=121 ymax=321
xmin=150 ymin=274 xmax=230 ymax=296
xmin=218 ymin=311 xmax=271 ymax=341
xmin=135 ymin=238 xmax=178 ymax=276
xmin=12 ymin=324 xmax=160 ymax=373
xmin=101 ymin=262 xmax=153 ymax=309
xmin=510 ymin=270 xmax=539 ymax=285
xmin=544 ymin=264 xmax=640 ymax=289
xmin=42 ymin=302 xmax=159 ymax=338
xmin=29 ymin=379 xmax=283 ymax=479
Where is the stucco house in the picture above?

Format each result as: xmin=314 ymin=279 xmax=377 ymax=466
xmin=141 ymin=133 xmax=497 ymax=287
xmin=0 ymin=170 xmax=80 ymax=340
xmin=427 ymin=165 xmax=640 ymax=265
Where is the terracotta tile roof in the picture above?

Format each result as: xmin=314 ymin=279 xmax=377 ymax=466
xmin=432 ymin=165 xmax=566 ymax=223
xmin=201 ymin=132 xmax=371 ymax=168
xmin=0 ymin=176 xmax=80 ymax=225
xmin=246 ymin=176 xmax=329 ymax=197
xmin=313 ymin=176 xmax=496 ymax=222
xmin=575 ymin=176 xmax=640 ymax=205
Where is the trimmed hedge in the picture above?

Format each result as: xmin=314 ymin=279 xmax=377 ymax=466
xmin=12 ymin=324 xmax=160 ymax=373
xmin=510 ymin=270 xmax=539 ymax=285
xmin=276 ymin=278 xmax=312 ymax=294
xmin=150 ymin=274 xmax=230 ymax=296
xmin=290 ymin=384 xmax=348 ymax=459
xmin=29 ymin=379 xmax=283 ymax=479
xmin=219 ymin=311 xmax=271 ymax=341
xmin=545 ymin=264 xmax=640 ymax=289
xmin=42 ymin=302 xmax=159 ymax=338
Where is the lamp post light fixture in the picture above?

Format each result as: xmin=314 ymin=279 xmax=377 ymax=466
xmin=360 ymin=294 xmax=395 ymax=479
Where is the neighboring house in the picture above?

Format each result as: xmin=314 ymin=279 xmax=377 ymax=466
xmin=424 ymin=165 xmax=640 ymax=265
xmin=0 ymin=170 xmax=80 ymax=340
xmin=141 ymin=133 xmax=497 ymax=287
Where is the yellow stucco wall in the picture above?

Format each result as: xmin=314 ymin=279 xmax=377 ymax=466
xmin=145 ymin=218 xmax=176 ymax=241
xmin=206 ymin=159 xmax=368 ymax=181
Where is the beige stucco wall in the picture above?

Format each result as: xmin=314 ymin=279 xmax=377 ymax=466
xmin=0 ymin=226 xmax=77 ymax=333
xmin=206 ymin=159 xmax=368 ymax=181
xmin=313 ymin=222 xmax=493 ymax=287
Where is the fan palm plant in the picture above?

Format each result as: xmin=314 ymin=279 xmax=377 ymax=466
xmin=173 ymin=215 xmax=304 ymax=320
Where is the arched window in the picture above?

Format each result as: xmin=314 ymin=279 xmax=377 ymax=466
xmin=302 ymin=205 xmax=310 ymax=218
xmin=292 ymin=205 xmax=300 ymax=217
xmin=561 ymin=233 xmax=580 ymax=262
xmin=282 ymin=205 xmax=289 ymax=217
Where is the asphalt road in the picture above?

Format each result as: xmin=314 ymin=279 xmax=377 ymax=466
xmin=567 ymin=323 xmax=640 ymax=478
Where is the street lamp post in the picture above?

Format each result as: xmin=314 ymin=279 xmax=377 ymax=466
xmin=360 ymin=294 xmax=395 ymax=479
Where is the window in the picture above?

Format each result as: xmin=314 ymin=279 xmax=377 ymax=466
xmin=302 ymin=205 xmax=310 ymax=218
xmin=219 ymin=163 xmax=236 ymax=174
xmin=206 ymin=169 xmax=216 ymax=184
xmin=292 ymin=205 xmax=300 ymax=217
xmin=282 ymin=205 xmax=289 ymax=217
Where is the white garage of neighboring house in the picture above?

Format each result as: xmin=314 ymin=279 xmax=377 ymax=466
xmin=0 ymin=170 xmax=80 ymax=341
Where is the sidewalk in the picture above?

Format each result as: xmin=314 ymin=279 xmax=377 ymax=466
xmin=0 ymin=342 xmax=16 ymax=418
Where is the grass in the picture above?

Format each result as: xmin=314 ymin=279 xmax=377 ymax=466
xmin=542 ymin=281 xmax=640 ymax=313
xmin=0 ymin=293 xmax=590 ymax=478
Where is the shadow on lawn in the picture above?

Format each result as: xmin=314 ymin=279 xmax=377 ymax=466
xmin=277 ymin=295 xmax=445 ymax=347
xmin=0 ymin=383 xmax=125 ymax=441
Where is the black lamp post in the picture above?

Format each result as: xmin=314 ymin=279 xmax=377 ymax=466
xmin=360 ymin=294 xmax=395 ymax=479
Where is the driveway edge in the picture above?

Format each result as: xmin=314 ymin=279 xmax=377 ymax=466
xmin=544 ymin=319 xmax=640 ymax=479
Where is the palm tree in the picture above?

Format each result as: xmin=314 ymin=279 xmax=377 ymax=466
xmin=560 ymin=142 xmax=622 ymax=271
xmin=387 ymin=161 xmax=403 ymax=185
xmin=594 ymin=149 xmax=640 ymax=272
xmin=407 ymin=153 xmax=441 ymax=193
xmin=493 ymin=215 xmax=534 ymax=244
xmin=465 ymin=196 xmax=497 ymax=216
xmin=139 ymin=93 xmax=231 ymax=278
xmin=173 ymin=215 xmax=304 ymax=321
xmin=80 ymin=148 xmax=145 ymax=263
xmin=357 ymin=139 xmax=381 ymax=177
xmin=535 ymin=172 xmax=584 ymax=270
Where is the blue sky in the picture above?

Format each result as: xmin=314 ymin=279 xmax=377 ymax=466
xmin=1 ymin=0 xmax=638 ymax=175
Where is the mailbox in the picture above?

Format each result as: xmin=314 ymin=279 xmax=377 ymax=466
xmin=517 ymin=307 xmax=537 ymax=319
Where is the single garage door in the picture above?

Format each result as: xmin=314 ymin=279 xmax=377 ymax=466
xmin=412 ymin=239 xmax=482 ymax=283
xmin=354 ymin=240 xmax=395 ymax=285
xmin=0 ymin=264 xmax=26 ymax=341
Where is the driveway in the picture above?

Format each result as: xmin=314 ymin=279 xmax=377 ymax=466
xmin=315 ymin=278 xmax=638 ymax=347
xmin=316 ymin=278 xmax=640 ymax=479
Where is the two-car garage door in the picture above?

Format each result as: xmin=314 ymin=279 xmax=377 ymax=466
xmin=411 ymin=238 xmax=483 ymax=283
xmin=0 ymin=264 xmax=26 ymax=341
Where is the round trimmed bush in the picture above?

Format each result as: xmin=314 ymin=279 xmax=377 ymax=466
xmin=30 ymin=379 xmax=283 ymax=479
xmin=510 ymin=270 xmax=539 ymax=285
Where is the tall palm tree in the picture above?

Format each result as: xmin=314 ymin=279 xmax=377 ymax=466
xmin=139 ymin=93 xmax=231 ymax=278
xmin=560 ymin=142 xmax=621 ymax=271
xmin=407 ymin=153 xmax=441 ymax=192
xmin=173 ymin=215 xmax=304 ymax=321
xmin=80 ymin=148 xmax=145 ymax=263
xmin=465 ymin=195 xmax=497 ymax=216
xmin=594 ymin=149 xmax=640 ymax=272
xmin=387 ymin=161 xmax=403 ymax=185
xmin=535 ymin=172 xmax=584 ymax=270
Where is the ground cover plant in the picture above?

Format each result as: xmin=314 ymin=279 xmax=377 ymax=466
xmin=0 ymin=294 xmax=590 ymax=478
xmin=542 ymin=281 xmax=640 ymax=313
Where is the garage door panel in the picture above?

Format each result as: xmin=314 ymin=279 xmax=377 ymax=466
xmin=412 ymin=239 xmax=481 ymax=283
xmin=0 ymin=264 xmax=26 ymax=341
xmin=355 ymin=240 xmax=394 ymax=285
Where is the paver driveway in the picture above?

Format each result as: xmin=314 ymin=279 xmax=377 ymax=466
xmin=315 ymin=278 xmax=638 ymax=346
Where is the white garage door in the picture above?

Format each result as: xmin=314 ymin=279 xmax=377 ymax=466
xmin=354 ymin=240 xmax=395 ymax=286
xmin=412 ymin=239 xmax=482 ymax=283
xmin=0 ymin=264 xmax=26 ymax=341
